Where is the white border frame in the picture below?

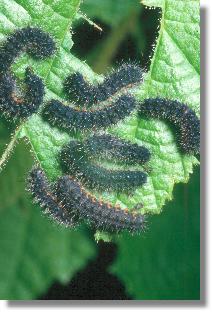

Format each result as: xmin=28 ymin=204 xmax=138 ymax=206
xmin=0 ymin=0 xmax=210 ymax=310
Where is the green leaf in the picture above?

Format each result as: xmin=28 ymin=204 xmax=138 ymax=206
xmin=0 ymin=0 xmax=200 ymax=236
xmin=111 ymin=167 xmax=200 ymax=300
xmin=0 ymin=128 xmax=96 ymax=300
xmin=107 ymin=0 xmax=200 ymax=214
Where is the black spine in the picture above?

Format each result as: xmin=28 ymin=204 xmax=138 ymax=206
xmin=139 ymin=98 xmax=200 ymax=154
xmin=64 ymin=63 xmax=143 ymax=107
xmin=0 ymin=68 xmax=44 ymax=118
xmin=60 ymin=140 xmax=147 ymax=191
xmin=84 ymin=134 xmax=151 ymax=165
xmin=28 ymin=168 xmax=77 ymax=226
xmin=0 ymin=27 xmax=56 ymax=73
xmin=56 ymin=175 xmax=147 ymax=233
xmin=42 ymin=95 xmax=137 ymax=131
xmin=0 ymin=27 xmax=56 ymax=118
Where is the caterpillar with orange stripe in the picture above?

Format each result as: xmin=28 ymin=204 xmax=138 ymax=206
xmin=64 ymin=63 xmax=143 ymax=107
xmin=0 ymin=27 xmax=56 ymax=119
xmin=82 ymin=134 xmax=151 ymax=165
xmin=60 ymin=139 xmax=148 ymax=192
xmin=56 ymin=175 xmax=147 ymax=233
xmin=28 ymin=167 xmax=78 ymax=227
xmin=28 ymin=168 xmax=147 ymax=233
xmin=138 ymin=98 xmax=200 ymax=154
xmin=42 ymin=95 xmax=137 ymax=131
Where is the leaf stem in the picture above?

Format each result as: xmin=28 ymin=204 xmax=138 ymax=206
xmin=0 ymin=131 xmax=18 ymax=172
xmin=76 ymin=12 xmax=103 ymax=32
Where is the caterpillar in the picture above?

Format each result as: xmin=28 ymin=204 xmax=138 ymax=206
xmin=42 ymin=95 xmax=137 ymax=131
xmin=28 ymin=167 xmax=78 ymax=227
xmin=0 ymin=27 xmax=56 ymax=118
xmin=56 ymin=175 xmax=147 ymax=233
xmin=0 ymin=68 xmax=44 ymax=118
xmin=60 ymin=140 xmax=147 ymax=191
xmin=0 ymin=27 xmax=56 ymax=73
xmin=64 ymin=63 xmax=143 ymax=107
xmin=83 ymin=134 xmax=151 ymax=165
xmin=138 ymin=98 xmax=200 ymax=154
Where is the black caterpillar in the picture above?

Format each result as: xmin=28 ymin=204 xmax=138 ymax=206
xmin=83 ymin=134 xmax=151 ymax=165
xmin=0 ymin=68 xmax=44 ymax=118
xmin=42 ymin=95 xmax=137 ymax=131
xmin=138 ymin=98 xmax=200 ymax=154
xmin=0 ymin=27 xmax=56 ymax=73
xmin=0 ymin=27 xmax=56 ymax=118
xmin=28 ymin=168 xmax=147 ymax=233
xmin=64 ymin=63 xmax=143 ymax=107
xmin=56 ymin=175 xmax=147 ymax=233
xmin=60 ymin=140 xmax=147 ymax=191
xmin=1 ymin=25 xmax=199 ymax=235
xmin=28 ymin=168 xmax=78 ymax=227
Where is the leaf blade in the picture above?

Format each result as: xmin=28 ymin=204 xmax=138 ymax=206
xmin=0 ymin=0 xmax=200 ymax=224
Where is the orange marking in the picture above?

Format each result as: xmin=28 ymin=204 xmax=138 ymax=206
xmin=98 ymin=198 xmax=103 ymax=206
xmin=91 ymin=197 xmax=96 ymax=203
xmin=11 ymin=92 xmax=23 ymax=104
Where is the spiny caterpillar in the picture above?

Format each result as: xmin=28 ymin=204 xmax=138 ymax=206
xmin=0 ymin=68 xmax=44 ymax=118
xmin=0 ymin=27 xmax=56 ymax=73
xmin=28 ymin=168 xmax=147 ymax=233
xmin=138 ymin=98 xmax=200 ymax=154
xmin=60 ymin=140 xmax=147 ymax=191
xmin=56 ymin=175 xmax=147 ymax=233
xmin=83 ymin=134 xmax=151 ymax=165
xmin=64 ymin=63 xmax=143 ymax=107
xmin=42 ymin=95 xmax=137 ymax=131
xmin=0 ymin=27 xmax=56 ymax=119
xmin=28 ymin=168 xmax=78 ymax=227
